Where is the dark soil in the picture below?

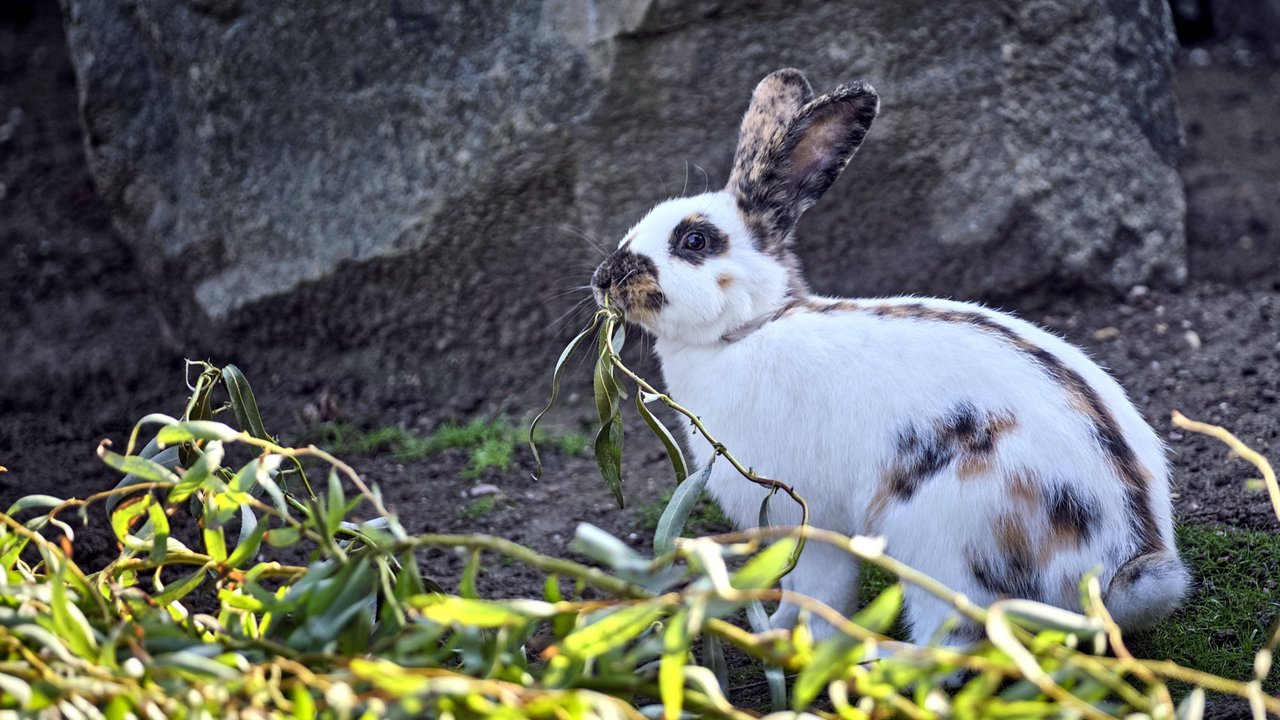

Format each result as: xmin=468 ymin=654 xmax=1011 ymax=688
xmin=1 ymin=3 xmax=1278 ymax=716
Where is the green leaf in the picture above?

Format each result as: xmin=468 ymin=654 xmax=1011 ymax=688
xmin=731 ymin=537 xmax=799 ymax=591
xmin=5 ymin=495 xmax=64 ymax=516
xmin=292 ymin=685 xmax=317 ymax=720
xmin=98 ymin=446 xmax=180 ymax=485
xmin=635 ymin=391 xmax=688 ymax=484
xmin=156 ymin=566 xmax=209 ymax=605
xmin=324 ymin=471 xmax=346 ymax=537
xmin=654 ymin=461 xmax=712 ymax=555
xmin=156 ymin=420 xmax=239 ymax=445
xmin=593 ymin=415 xmax=624 ymax=508
xmin=793 ymin=632 xmax=866 ymax=709
xmin=223 ymin=364 xmax=270 ymax=441
xmin=660 ymin=610 xmax=689 ymax=719
xmin=50 ymin=562 xmax=97 ymax=659
xmin=151 ymin=649 xmax=238 ymax=680
xmin=592 ymin=341 xmax=619 ymax=424
xmin=746 ymin=600 xmax=787 ymax=711
xmin=560 ymin=603 xmax=663 ymax=658
xmin=459 ymin=549 xmax=481 ymax=600
xmin=203 ymin=524 xmax=228 ymax=563
xmin=147 ymin=500 xmax=170 ymax=564
xmin=110 ymin=495 xmax=153 ymax=546
xmin=851 ymin=582 xmax=903 ymax=635
xmin=265 ymin=527 xmax=302 ymax=548
xmin=529 ymin=316 xmax=600 ymax=480
xmin=225 ymin=509 xmax=267 ymax=568
xmin=413 ymin=596 xmax=552 ymax=628
xmin=169 ymin=442 xmax=225 ymax=504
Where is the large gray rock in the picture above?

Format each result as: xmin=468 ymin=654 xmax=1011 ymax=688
xmin=60 ymin=0 xmax=1186 ymax=397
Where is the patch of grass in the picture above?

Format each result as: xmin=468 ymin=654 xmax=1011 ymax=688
xmin=308 ymin=418 xmax=588 ymax=479
xmin=458 ymin=495 xmax=499 ymax=522
xmin=636 ymin=489 xmax=733 ymax=537
xmin=1134 ymin=522 xmax=1280 ymax=692
xmin=552 ymin=430 xmax=591 ymax=457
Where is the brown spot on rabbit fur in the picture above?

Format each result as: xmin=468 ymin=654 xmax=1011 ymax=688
xmin=717 ymin=274 xmax=733 ymax=289
xmin=967 ymin=517 xmax=1043 ymax=600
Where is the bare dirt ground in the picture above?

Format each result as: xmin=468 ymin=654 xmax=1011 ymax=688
xmin=1 ymin=3 xmax=1278 ymax=715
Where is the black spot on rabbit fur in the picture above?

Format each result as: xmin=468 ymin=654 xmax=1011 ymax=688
xmin=1046 ymin=484 xmax=1100 ymax=545
xmin=883 ymin=401 xmax=1015 ymax=499
xmin=668 ymin=214 xmax=729 ymax=265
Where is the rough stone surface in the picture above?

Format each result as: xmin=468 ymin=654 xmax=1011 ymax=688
xmin=60 ymin=0 xmax=1187 ymax=399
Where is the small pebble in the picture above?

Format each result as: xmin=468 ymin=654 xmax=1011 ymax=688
xmin=1091 ymin=326 xmax=1120 ymax=341
xmin=1168 ymin=432 xmax=1184 ymax=441
xmin=1184 ymin=330 xmax=1201 ymax=350
xmin=469 ymin=483 xmax=502 ymax=497
xmin=1127 ymin=284 xmax=1149 ymax=302
xmin=1155 ymin=322 xmax=1168 ymax=334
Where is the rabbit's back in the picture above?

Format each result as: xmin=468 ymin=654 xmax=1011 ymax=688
xmin=658 ymin=296 xmax=1177 ymax=631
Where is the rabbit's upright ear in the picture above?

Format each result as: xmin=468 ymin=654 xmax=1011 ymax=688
xmin=729 ymin=79 xmax=879 ymax=250
xmin=726 ymin=69 xmax=815 ymax=196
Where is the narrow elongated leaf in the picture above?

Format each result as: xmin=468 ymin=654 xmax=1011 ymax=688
xmin=851 ymin=582 xmax=903 ymax=635
xmin=529 ymin=316 xmax=600 ymax=479
xmin=636 ymin=391 xmax=688 ymax=483
xmin=560 ymin=603 xmax=663 ymax=658
xmin=147 ymin=500 xmax=170 ymax=564
xmin=110 ymin=495 xmax=153 ymax=546
xmin=98 ymin=446 xmax=180 ymax=485
xmin=203 ymin=524 xmax=228 ymax=563
xmin=107 ymin=447 xmax=182 ymax=513
xmin=746 ymin=600 xmax=787 ymax=711
xmin=660 ymin=610 xmax=689 ymax=719
xmin=594 ymin=415 xmax=624 ymax=508
xmin=50 ymin=563 xmax=97 ymax=659
xmin=793 ymin=633 xmax=867 ymax=709
xmin=413 ymin=597 xmax=551 ymax=628
xmin=6 ymin=495 xmax=64 ymax=518
xmin=731 ymin=538 xmax=799 ymax=591
xmin=701 ymin=633 xmax=729 ymax=693
xmin=225 ymin=509 xmax=266 ymax=568
xmin=155 ymin=566 xmax=210 ymax=605
xmin=654 ymin=462 xmax=712 ymax=555
xmin=156 ymin=420 xmax=239 ymax=446
xmin=459 ymin=549 xmax=481 ymax=600
xmin=169 ymin=442 xmax=225 ymax=504
xmin=223 ymin=364 xmax=270 ymax=440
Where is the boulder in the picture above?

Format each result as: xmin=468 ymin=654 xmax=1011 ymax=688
xmin=60 ymin=0 xmax=1186 ymax=398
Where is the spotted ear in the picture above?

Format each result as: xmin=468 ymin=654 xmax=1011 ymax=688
xmin=726 ymin=69 xmax=815 ymax=196
xmin=730 ymin=80 xmax=879 ymax=250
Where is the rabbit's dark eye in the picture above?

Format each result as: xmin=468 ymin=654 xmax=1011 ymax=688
xmin=682 ymin=231 xmax=707 ymax=252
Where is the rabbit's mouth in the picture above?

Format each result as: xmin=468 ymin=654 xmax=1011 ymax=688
xmin=591 ymin=250 xmax=666 ymax=322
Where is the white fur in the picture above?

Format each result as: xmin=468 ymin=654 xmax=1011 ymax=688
xmin=612 ymin=190 xmax=1188 ymax=644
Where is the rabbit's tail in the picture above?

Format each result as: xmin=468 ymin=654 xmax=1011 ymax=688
xmin=1102 ymin=551 xmax=1191 ymax=630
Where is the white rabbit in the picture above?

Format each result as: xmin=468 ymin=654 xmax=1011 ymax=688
xmin=590 ymin=69 xmax=1189 ymax=645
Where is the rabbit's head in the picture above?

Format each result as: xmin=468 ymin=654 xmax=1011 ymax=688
xmin=592 ymin=69 xmax=879 ymax=344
